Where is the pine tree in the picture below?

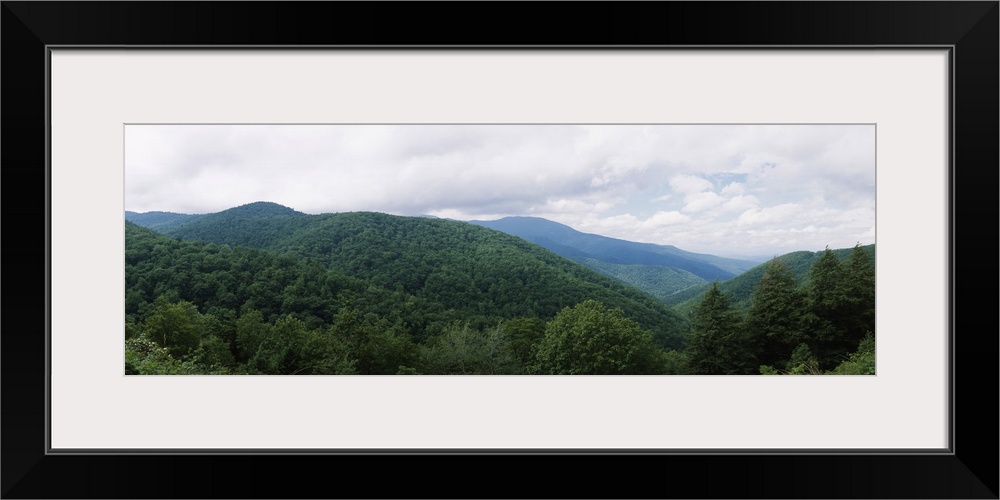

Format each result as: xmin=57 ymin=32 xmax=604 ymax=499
xmin=804 ymin=247 xmax=848 ymax=368
xmin=839 ymin=244 xmax=876 ymax=350
xmin=687 ymin=282 xmax=749 ymax=374
xmin=745 ymin=259 xmax=807 ymax=370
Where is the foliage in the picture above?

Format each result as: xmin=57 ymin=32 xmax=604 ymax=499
xmin=125 ymin=338 xmax=225 ymax=375
xmin=783 ymin=344 xmax=823 ymax=375
xmin=420 ymin=322 xmax=521 ymax=375
xmin=142 ymin=298 xmax=204 ymax=357
xmin=125 ymin=204 xmax=874 ymax=376
xmin=152 ymin=209 xmax=691 ymax=349
xmin=683 ymin=245 xmax=876 ymax=375
xmin=686 ymin=282 xmax=750 ymax=374
xmin=744 ymin=259 xmax=808 ymax=369
xmin=829 ymin=333 xmax=876 ymax=375
xmin=761 ymin=334 xmax=875 ymax=375
xmin=531 ymin=300 xmax=667 ymax=375
xmin=667 ymin=245 xmax=874 ymax=314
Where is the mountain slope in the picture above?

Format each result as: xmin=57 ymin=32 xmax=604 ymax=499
xmin=468 ymin=216 xmax=759 ymax=297
xmin=125 ymin=210 xmax=205 ymax=231
xmin=666 ymin=244 xmax=876 ymax=315
xmin=154 ymin=205 xmax=692 ymax=349
xmin=570 ymin=258 xmax=706 ymax=303
xmin=151 ymin=201 xmax=311 ymax=248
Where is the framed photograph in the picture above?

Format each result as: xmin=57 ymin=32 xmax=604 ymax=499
xmin=4 ymin=2 xmax=996 ymax=498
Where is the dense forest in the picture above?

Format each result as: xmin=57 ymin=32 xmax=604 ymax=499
xmin=125 ymin=202 xmax=875 ymax=375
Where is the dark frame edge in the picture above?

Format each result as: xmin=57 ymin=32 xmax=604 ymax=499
xmin=2 ymin=1 xmax=997 ymax=499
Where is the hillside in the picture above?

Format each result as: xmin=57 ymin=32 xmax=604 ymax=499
xmin=125 ymin=210 xmax=205 ymax=231
xmin=666 ymin=244 xmax=876 ymax=315
xmin=570 ymin=258 xmax=706 ymax=303
xmin=467 ymin=216 xmax=759 ymax=300
xmin=150 ymin=205 xmax=691 ymax=350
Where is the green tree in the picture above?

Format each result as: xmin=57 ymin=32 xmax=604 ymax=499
xmin=235 ymin=309 xmax=271 ymax=363
xmin=246 ymin=315 xmax=311 ymax=374
xmin=662 ymin=350 xmax=692 ymax=375
xmin=745 ymin=259 xmax=807 ymax=369
xmin=830 ymin=332 xmax=876 ymax=375
xmin=838 ymin=244 xmax=876 ymax=353
xmin=686 ymin=282 xmax=748 ymax=374
xmin=804 ymin=247 xmax=850 ymax=368
xmin=783 ymin=343 xmax=822 ymax=375
xmin=532 ymin=300 xmax=666 ymax=375
xmin=188 ymin=335 xmax=236 ymax=372
xmin=125 ymin=337 xmax=215 ymax=374
xmin=330 ymin=309 xmax=418 ymax=375
xmin=421 ymin=322 xmax=521 ymax=374
xmin=499 ymin=317 xmax=546 ymax=365
xmin=142 ymin=298 xmax=204 ymax=358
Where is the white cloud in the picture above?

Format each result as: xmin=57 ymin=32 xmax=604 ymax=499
xmin=721 ymin=195 xmax=759 ymax=212
xmin=126 ymin=124 xmax=875 ymax=256
xmin=646 ymin=210 xmax=691 ymax=227
xmin=682 ymin=191 xmax=725 ymax=213
xmin=720 ymin=182 xmax=745 ymax=196
xmin=669 ymin=174 xmax=713 ymax=194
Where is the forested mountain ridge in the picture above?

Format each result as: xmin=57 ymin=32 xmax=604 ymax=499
xmin=127 ymin=205 xmax=761 ymax=303
xmin=124 ymin=210 xmax=204 ymax=231
xmin=468 ymin=216 xmax=759 ymax=299
xmin=125 ymin=202 xmax=303 ymax=232
xmin=470 ymin=216 xmax=759 ymax=278
xmin=127 ymin=205 xmax=692 ymax=354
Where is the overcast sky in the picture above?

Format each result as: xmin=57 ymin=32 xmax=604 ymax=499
xmin=125 ymin=124 xmax=875 ymax=259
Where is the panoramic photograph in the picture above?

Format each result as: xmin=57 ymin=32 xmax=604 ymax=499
xmin=124 ymin=124 xmax=875 ymax=375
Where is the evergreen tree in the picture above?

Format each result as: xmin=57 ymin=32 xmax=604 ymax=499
xmin=687 ymin=282 xmax=748 ymax=374
xmin=839 ymin=244 xmax=876 ymax=352
xmin=745 ymin=259 xmax=807 ymax=369
xmin=803 ymin=247 xmax=847 ymax=368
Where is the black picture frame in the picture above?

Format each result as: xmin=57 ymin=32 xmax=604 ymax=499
xmin=3 ymin=2 xmax=996 ymax=498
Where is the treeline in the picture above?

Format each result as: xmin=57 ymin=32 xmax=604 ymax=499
xmin=126 ymin=298 xmax=672 ymax=375
xmin=677 ymin=245 xmax=876 ymax=375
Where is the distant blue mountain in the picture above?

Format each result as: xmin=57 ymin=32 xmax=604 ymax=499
xmin=469 ymin=216 xmax=760 ymax=299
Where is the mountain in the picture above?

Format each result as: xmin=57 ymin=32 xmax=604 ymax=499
xmin=141 ymin=204 xmax=691 ymax=349
xmin=467 ymin=216 xmax=759 ymax=299
xmin=125 ymin=210 xmax=205 ymax=231
xmin=125 ymin=202 xmax=304 ymax=232
xmin=143 ymin=201 xmax=310 ymax=248
xmin=665 ymin=244 xmax=876 ymax=315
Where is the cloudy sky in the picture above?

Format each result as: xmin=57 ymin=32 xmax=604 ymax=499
xmin=125 ymin=124 xmax=875 ymax=259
